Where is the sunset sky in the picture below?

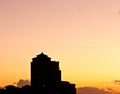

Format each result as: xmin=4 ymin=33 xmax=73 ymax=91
xmin=1 ymin=0 xmax=120 ymax=91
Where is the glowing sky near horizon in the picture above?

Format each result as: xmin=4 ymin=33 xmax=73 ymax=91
xmin=1 ymin=0 xmax=120 ymax=89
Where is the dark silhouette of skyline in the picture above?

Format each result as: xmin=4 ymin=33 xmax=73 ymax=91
xmin=31 ymin=52 xmax=76 ymax=94
xmin=0 ymin=52 xmax=76 ymax=94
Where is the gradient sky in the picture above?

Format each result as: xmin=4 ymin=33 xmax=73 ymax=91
xmin=1 ymin=0 xmax=120 ymax=90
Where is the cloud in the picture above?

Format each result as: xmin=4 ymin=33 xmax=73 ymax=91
xmin=118 ymin=11 xmax=120 ymax=14
xmin=17 ymin=79 xmax=30 ymax=88
xmin=106 ymin=87 xmax=113 ymax=92
xmin=77 ymin=87 xmax=112 ymax=94
xmin=114 ymin=80 xmax=120 ymax=85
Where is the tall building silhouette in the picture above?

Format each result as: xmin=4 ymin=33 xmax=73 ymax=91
xmin=31 ymin=52 xmax=76 ymax=94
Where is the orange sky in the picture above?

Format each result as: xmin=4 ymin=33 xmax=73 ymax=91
xmin=1 ymin=0 xmax=120 ymax=90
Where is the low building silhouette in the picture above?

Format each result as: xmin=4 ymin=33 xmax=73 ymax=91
xmin=31 ymin=52 xmax=76 ymax=94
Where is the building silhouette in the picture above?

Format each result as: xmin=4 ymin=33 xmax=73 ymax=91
xmin=0 ymin=52 xmax=76 ymax=94
xmin=31 ymin=52 xmax=76 ymax=94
